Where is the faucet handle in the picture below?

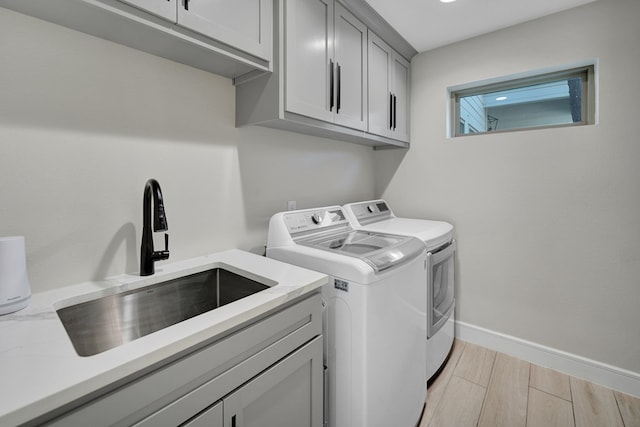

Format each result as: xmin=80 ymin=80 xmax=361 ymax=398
xmin=152 ymin=233 xmax=170 ymax=262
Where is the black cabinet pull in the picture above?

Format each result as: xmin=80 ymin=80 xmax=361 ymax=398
xmin=184 ymin=0 xmax=189 ymax=10
xmin=329 ymin=60 xmax=334 ymax=112
xmin=336 ymin=63 xmax=341 ymax=113
xmin=231 ymin=414 xmax=237 ymax=427
xmin=389 ymin=92 xmax=393 ymax=129
xmin=393 ymin=94 xmax=397 ymax=130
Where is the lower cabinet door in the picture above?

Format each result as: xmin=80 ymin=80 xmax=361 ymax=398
xmin=223 ymin=337 xmax=323 ymax=427
xmin=184 ymin=401 xmax=223 ymax=427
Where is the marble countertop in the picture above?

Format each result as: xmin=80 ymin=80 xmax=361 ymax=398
xmin=0 ymin=249 xmax=327 ymax=426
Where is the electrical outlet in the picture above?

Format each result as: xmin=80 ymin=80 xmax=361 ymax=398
xmin=287 ymin=200 xmax=297 ymax=210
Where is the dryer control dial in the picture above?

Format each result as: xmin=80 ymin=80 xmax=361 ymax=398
xmin=311 ymin=213 xmax=323 ymax=224
xmin=367 ymin=205 xmax=376 ymax=213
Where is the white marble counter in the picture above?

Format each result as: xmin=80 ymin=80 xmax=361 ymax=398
xmin=0 ymin=249 xmax=327 ymax=426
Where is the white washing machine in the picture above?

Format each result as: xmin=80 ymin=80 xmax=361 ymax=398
xmin=267 ymin=206 xmax=427 ymax=427
xmin=343 ymin=200 xmax=456 ymax=381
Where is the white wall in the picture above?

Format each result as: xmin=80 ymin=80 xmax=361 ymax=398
xmin=376 ymin=0 xmax=640 ymax=374
xmin=0 ymin=8 xmax=375 ymax=293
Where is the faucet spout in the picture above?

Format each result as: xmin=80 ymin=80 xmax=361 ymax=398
xmin=140 ymin=179 xmax=170 ymax=276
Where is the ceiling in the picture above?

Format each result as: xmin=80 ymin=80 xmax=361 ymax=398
xmin=365 ymin=0 xmax=598 ymax=53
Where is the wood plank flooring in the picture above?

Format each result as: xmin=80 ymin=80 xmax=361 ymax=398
xmin=420 ymin=340 xmax=640 ymax=427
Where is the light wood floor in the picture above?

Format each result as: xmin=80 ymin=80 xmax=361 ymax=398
xmin=420 ymin=339 xmax=640 ymax=427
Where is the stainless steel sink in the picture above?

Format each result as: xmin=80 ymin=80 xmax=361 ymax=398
xmin=57 ymin=268 xmax=270 ymax=357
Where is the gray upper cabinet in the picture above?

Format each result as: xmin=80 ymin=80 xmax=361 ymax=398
xmin=237 ymin=0 xmax=413 ymax=149
xmin=284 ymin=0 xmax=335 ymax=124
xmin=119 ymin=0 xmax=177 ymax=21
xmin=285 ymin=0 xmax=367 ymax=130
xmin=368 ymin=30 xmax=410 ymax=143
xmin=392 ymin=54 xmax=410 ymax=142
xmin=176 ymin=0 xmax=272 ymax=61
xmin=0 ymin=0 xmax=272 ymax=81
xmin=119 ymin=0 xmax=271 ymax=61
xmin=368 ymin=31 xmax=393 ymax=139
xmin=333 ymin=3 xmax=368 ymax=130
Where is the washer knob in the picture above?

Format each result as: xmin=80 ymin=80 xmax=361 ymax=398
xmin=367 ymin=205 xmax=376 ymax=213
xmin=311 ymin=213 xmax=322 ymax=224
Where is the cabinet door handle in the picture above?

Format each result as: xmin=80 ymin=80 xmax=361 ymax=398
xmin=389 ymin=92 xmax=393 ymax=129
xmin=232 ymin=414 xmax=237 ymax=427
xmin=336 ymin=63 xmax=341 ymax=114
xmin=329 ymin=60 xmax=334 ymax=112
xmin=184 ymin=0 xmax=189 ymax=10
xmin=393 ymin=94 xmax=397 ymax=130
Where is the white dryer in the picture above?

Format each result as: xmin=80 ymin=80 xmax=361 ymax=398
xmin=343 ymin=200 xmax=456 ymax=380
xmin=267 ymin=206 xmax=427 ymax=427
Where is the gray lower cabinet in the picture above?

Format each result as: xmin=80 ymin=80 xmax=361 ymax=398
xmin=184 ymin=338 xmax=322 ymax=427
xmin=40 ymin=293 xmax=323 ymax=427
xmin=184 ymin=401 xmax=223 ymax=427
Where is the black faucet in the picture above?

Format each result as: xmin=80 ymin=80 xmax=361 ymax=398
xmin=140 ymin=179 xmax=170 ymax=276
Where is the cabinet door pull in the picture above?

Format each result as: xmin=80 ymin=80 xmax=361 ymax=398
xmin=184 ymin=0 xmax=189 ymax=11
xmin=389 ymin=92 xmax=393 ymax=129
xmin=232 ymin=414 xmax=237 ymax=427
xmin=393 ymin=94 xmax=397 ymax=130
xmin=329 ymin=60 xmax=334 ymax=112
xmin=336 ymin=63 xmax=341 ymax=113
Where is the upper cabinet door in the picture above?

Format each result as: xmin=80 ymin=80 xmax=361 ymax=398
xmin=120 ymin=0 xmax=177 ymax=21
xmin=392 ymin=54 xmax=410 ymax=142
xmin=284 ymin=0 xmax=335 ymax=123
xmin=285 ymin=0 xmax=366 ymax=130
xmin=367 ymin=31 xmax=392 ymax=138
xmin=177 ymin=0 xmax=272 ymax=60
xmin=367 ymin=30 xmax=410 ymax=142
xmin=333 ymin=3 xmax=367 ymax=131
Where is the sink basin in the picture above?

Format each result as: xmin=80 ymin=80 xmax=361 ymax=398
xmin=57 ymin=268 xmax=271 ymax=357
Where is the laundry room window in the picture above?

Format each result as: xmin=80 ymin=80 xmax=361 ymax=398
xmin=450 ymin=64 xmax=596 ymax=137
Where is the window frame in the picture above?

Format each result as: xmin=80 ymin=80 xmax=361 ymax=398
xmin=450 ymin=64 xmax=596 ymax=137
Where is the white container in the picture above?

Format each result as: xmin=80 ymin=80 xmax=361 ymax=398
xmin=0 ymin=236 xmax=32 ymax=315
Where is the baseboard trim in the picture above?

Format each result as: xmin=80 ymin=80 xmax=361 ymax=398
xmin=455 ymin=320 xmax=640 ymax=398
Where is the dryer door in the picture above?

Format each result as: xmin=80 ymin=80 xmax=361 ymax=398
xmin=427 ymin=240 xmax=456 ymax=338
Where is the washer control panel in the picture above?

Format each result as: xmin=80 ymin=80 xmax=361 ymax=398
xmin=284 ymin=208 xmax=348 ymax=234
xmin=348 ymin=200 xmax=392 ymax=223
